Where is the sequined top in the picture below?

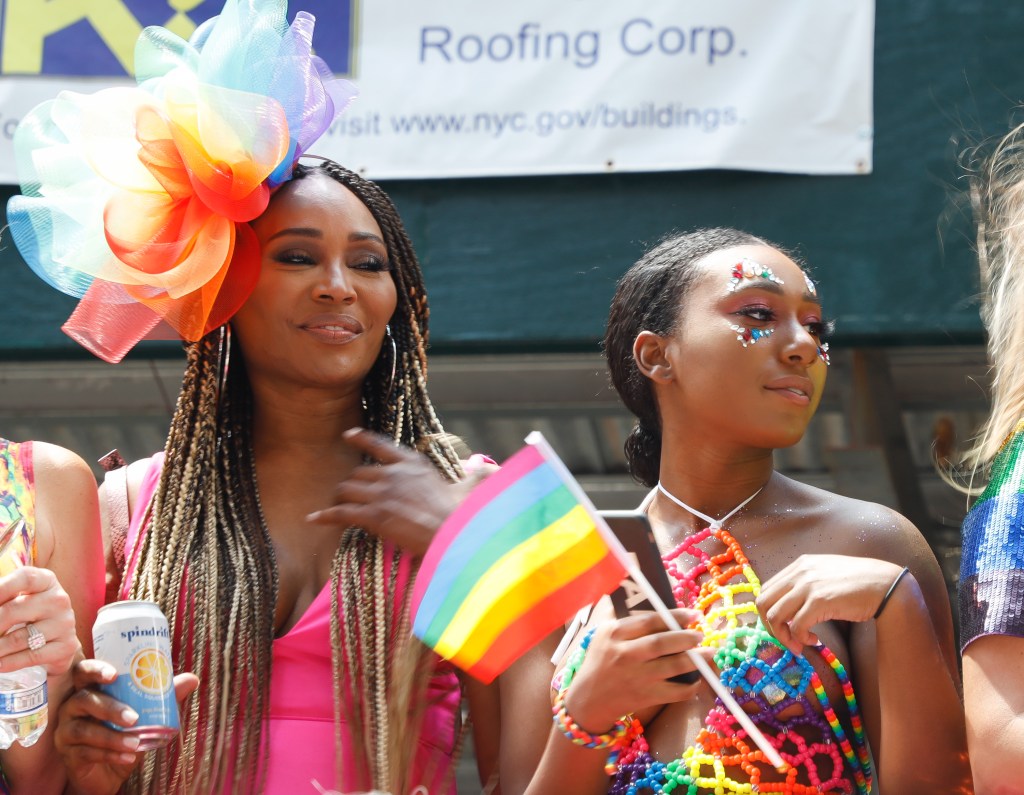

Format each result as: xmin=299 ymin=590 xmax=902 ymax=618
xmin=960 ymin=420 xmax=1024 ymax=650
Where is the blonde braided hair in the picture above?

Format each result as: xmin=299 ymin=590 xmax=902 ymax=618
xmin=127 ymin=162 xmax=463 ymax=793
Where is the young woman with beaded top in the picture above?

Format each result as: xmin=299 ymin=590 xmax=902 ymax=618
xmin=956 ymin=121 xmax=1024 ymax=794
xmin=499 ymin=229 xmax=971 ymax=794
xmin=4 ymin=1 xmax=498 ymax=791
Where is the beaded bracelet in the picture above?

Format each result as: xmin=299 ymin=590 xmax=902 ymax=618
xmin=552 ymin=692 xmax=630 ymax=774
xmin=873 ymin=566 xmax=910 ymax=619
xmin=552 ymin=628 xmax=636 ymax=774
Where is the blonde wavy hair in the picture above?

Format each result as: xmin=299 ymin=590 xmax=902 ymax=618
xmin=960 ymin=121 xmax=1024 ymax=482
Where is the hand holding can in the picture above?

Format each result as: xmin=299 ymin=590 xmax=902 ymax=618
xmin=91 ymin=601 xmax=178 ymax=751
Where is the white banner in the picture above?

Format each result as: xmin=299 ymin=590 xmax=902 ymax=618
xmin=0 ymin=0 xmax=874 ymax=181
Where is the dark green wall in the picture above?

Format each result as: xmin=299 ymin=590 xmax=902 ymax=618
xmin=1 ymin=1 xmax=1020 ymax=358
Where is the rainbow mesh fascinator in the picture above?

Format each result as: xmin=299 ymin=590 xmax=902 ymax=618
xmin=6 ymin=0 xmax=356 ymax=363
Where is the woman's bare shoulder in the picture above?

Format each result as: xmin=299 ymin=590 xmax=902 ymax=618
xmin=30 ymin=442 xmax=101 ymax=566
xmin=779 ymin=474 xmax=926 ymax=559
xmin=779 ymin=474 xmax=951 ymax=620
xmin=31 ymin=441 xmax=96 ymax=487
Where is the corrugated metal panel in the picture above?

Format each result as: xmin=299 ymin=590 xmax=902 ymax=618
xmin=0 ymin=347 xmax=990 ymax=518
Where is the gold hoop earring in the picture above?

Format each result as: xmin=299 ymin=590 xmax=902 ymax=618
xmin=383 ymin=323 xmax=397 ymax=403
xmin=217 ymin=324 xmax=232 ymax=403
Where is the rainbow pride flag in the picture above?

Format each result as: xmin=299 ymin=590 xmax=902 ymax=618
xmin=411 ymin=432 xmax=627 ymax=683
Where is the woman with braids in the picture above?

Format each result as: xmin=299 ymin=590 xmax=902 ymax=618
xmin=956 ymin=121 xmax=1024 ymax=793
xmin=499 ymin=229 xmax=971 ymax=794
xmin=5 ymin=1 xmax=496 ymax=792
xmin=53 ymin=160 xmax=483 ymax=794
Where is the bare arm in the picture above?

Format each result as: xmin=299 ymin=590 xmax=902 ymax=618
xmin=0 ymin=444 xmax=104 ymax=795
xmin=463 ymin=675 xmax=501 ymax=791
xmin=963 ymin=635 xmax=1024 ymax=795
xmin=498 ymin=629 xmax=610 ymax=795
xmin=858 ymin=513 xmax=970 ymax=791
xmin=865 ymin=557 xmax=971 ymax=792
xmin=497 ymin=631 xmax=564 ymax=795
xmin=760 ymin=507 xmax=971 ymax=793
xmin=35 ymin=444 xmax=105 ymax=655
xmin=499 ymin=610 xmax=705 ymax=795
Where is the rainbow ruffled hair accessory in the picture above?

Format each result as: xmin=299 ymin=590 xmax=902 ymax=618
xmin=6 ymin=0 xmax=356 ymax=363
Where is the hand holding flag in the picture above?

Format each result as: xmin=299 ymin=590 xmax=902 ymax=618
xmin=411 ymin=433 xmax=627 ymax=684
xmin=411 ymin=431 xmax=788 ymax=772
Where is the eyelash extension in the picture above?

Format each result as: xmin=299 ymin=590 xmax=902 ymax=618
xmin=272 ymin=253 xmax=393 ymax=272
xmin=735 ymin=306 xmax=774 ymax=322
xmin=735 ymin=308 xmax=835 ymax=340
xmin=809 ymin=318 xmax=837 ymax=339
xmin=354 ymin=256 xmax=393 ymax=273
xmin=275 ymin=251 xmax=315 ymax=266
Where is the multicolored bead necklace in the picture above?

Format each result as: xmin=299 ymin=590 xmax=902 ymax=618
xmin=603 ymin=484 xmax=873 ymax=795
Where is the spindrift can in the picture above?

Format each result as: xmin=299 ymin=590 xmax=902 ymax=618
xmin=92 ymin=600 xmax=178 ymax=750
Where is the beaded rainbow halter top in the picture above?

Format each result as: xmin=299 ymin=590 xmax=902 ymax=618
xmin=608 ymin=485 xmax=873 ymax=795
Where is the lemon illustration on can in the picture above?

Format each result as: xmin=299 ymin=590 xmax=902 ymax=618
xmin=131 ymin=649 xmax=172 ymax=694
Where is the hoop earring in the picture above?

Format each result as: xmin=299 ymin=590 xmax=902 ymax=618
xmin=383 ymin=323 xmax=397 ymax=403
xmin=217 ymin=324 xmax=232 ymax=403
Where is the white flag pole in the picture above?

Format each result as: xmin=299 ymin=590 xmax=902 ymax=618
xmin=526 ymin=431 xmax=788 ymax=773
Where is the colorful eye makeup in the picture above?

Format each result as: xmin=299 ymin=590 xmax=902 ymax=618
xmin=727 ymin=258 xmax=785 ymax=292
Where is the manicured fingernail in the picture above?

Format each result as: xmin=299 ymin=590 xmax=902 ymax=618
xmin=121 ymin=708 xmax=139 ymax=725
xmin=306 ymin=512 xmax=321 ymax=522
xmin=121 ymin=735 xmax=140 ymax=750
xmin=118 ymin=752 xmax=138 ymax=764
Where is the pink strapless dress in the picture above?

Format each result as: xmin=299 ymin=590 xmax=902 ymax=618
xmin=123 ymin=454 xmax=461 ymax=794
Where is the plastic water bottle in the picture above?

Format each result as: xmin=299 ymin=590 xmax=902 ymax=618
xmin=0 ymin=665 xmax=47 ymax=748
xmin=0 ymin=518 xmax=47 ymax=748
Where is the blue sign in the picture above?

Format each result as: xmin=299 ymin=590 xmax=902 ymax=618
xmin=0 ymin=0 xmax=355 ymax=77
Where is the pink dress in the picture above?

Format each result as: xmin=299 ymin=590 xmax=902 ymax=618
xmin=122 ymin=454 xmax=461 ymax=793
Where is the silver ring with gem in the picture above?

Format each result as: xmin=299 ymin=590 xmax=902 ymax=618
xmin=25 ymin=623 xmax=45 ymax=652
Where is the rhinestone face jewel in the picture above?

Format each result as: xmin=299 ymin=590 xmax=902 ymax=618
xmin=730 ymin=323 xmax=775 ymax=348
xmin=728 ymin=258 xmax=785 ymax=292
